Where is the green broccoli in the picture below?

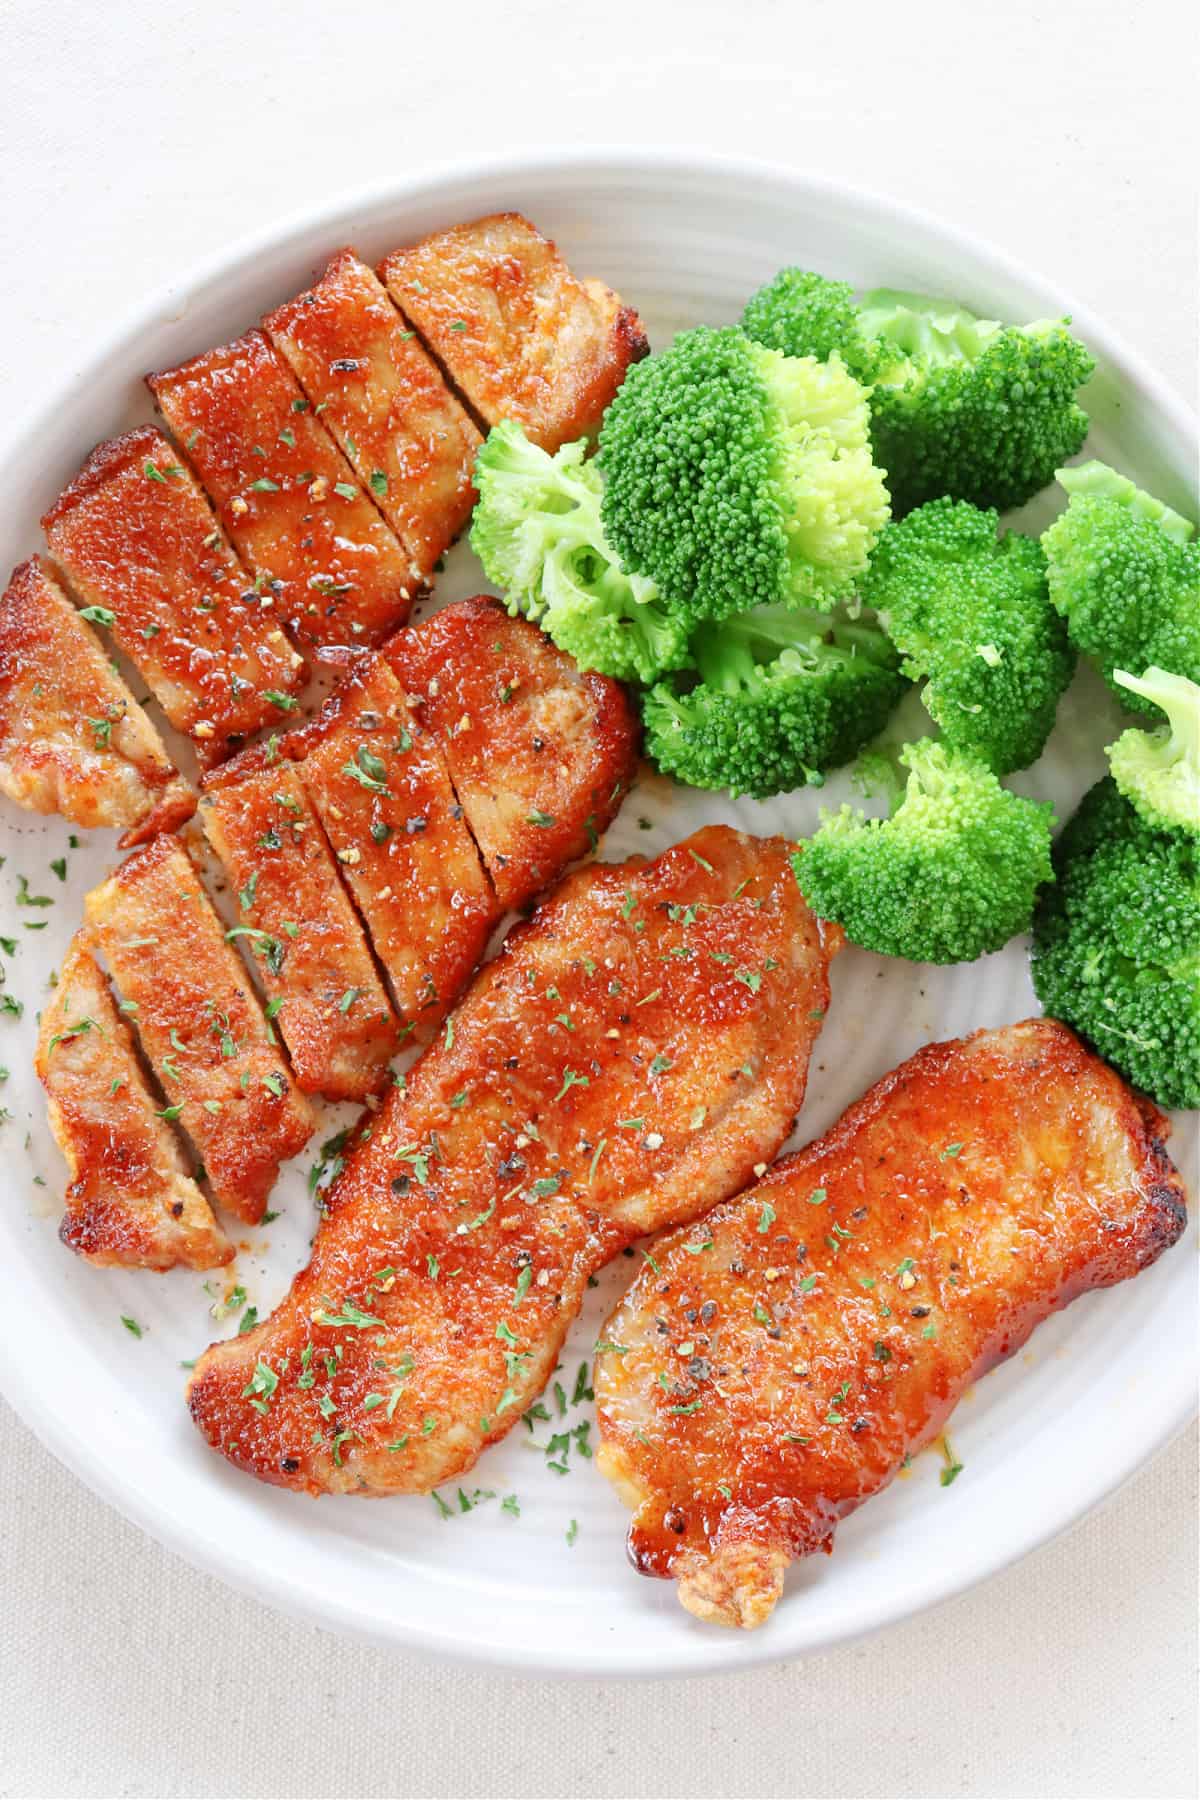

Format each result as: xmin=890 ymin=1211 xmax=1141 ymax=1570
xmin=742 ymin=271 xmax=1095 ymax=514
xmin=795 ymin=739 xmax=1055 ymax=964
xmin=597 ymin=327 xmax=889 ymax=622
xmin=469 ymin=421 xmax=691 ymax=684
xmin=1041 ymin=461 xmax=1200 ymax=709
xmin=861 ymin=497 xmax=1075 ymax=774
xmin=640 ymin=606 xmax=906 ymax=799
xmin=1106 ymin=667 xmax=1200 ymax=837
xmin=1031 ymin=778 xmax=1199 ymax=1109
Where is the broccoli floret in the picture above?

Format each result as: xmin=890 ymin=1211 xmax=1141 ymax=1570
xmin=1031 ymin=778 xmax=1200 ymax=1109
xmin=598 ymin=327 xmax=889 ymax=622
xmin=641 ymin=606 xmax=906 ymax=799
xmin=741 ymin=270 xmax=885 ymax=383
xmin=1106 ymin=667 xmax=1200 ymax=837
xmin=742 ymin=272 xmax=1095 ymax=514
xmin=795 ymin=739 xmax=1054 ymax=964
xmin=1042 ymin=461 xmax=1200 ymax=709
xmin=469 ymin=420 xmax=691 ymax=684
xmin=862 ymin=497 xmax=1075 ymax=774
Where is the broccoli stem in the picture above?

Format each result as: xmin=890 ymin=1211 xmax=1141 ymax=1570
xmin=1114 ymin=667 xmax=1200 ymax=767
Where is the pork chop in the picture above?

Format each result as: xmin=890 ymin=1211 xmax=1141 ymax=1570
xmin=186 ymin=826 xmax=837 ymax=1494
xmin=594 ymin=1019 xmax=1188 ymax=1628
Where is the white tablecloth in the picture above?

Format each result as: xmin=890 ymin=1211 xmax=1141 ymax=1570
xmin=1 ymin=3 xmax=1195 ymax=1794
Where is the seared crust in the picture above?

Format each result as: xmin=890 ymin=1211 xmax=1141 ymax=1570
xmin=264 ymin=251 xmax=480 ymax=578
xmin=42 ymin=428 xmax=307 ymax=765
xmin=0 ymin=557 xmax=193 ymax=842
xmin=149 ymin=331 xmax=420 ymax=651
xmin=380 ymin=213 xmax=649 ymax=448
xmin=186 ymin=826 xmax=836 ymax=1496
xmin=200 ymin=766 xmax=402 ymax=1099
xmin=36 ymin=932 xmax=231 ymax=1270
xmin=594 ymin=1019 xmax=1189 ymax=1629
xmin=84 ymin=835 xmax=315 ymax=1223
xmin=384 ymin=597 xmax=640 ymax=909
xmin=274 ymin=654 xmax=499 ymax=1036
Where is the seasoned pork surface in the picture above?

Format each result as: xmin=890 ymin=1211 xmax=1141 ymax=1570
xmin=276 ymin=654 xmax=499 ymax=1036
xmin=149 ymin=331 xmax=419 ymax=651
xmin=0 ymin=557 xmax=193 ymax=843
xmin=594 ymin=1019 xmax=1188 ymax=1629
xmin=264 ymin=251 xmax=479 ymax=578
xmin=200 ymin=765 xmax=401 ymax=1099
xmin=186 ymin=827 xmax=836 ymax=1494
xmin=85 ymin=835 xmax=315 ymax=1223
xmin=42 ymin=428 xmax=306 ymax=765
xmin=36 ymin=932 xmax=231 ymax=1270
xmin=385 ymin=597 xmax=640 ymax=909
xmin=380 ymin=213 xmax=649 ymax=448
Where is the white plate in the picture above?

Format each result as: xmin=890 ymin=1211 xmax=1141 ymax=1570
xmin=0 ymin=152 xmax=1195 ymax=1678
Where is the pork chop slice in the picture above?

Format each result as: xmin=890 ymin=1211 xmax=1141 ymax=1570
xmin=37 ymin=931 xmax=231 ymax=1270
xmin=150 ymin=330 xmax=420 ymax=652
xmin=384 ymin=596 xmax=640 ymax=910
xmin=379 ymin=212 xmax=648 ymax=448
xmin=85 ymin=834 xmax=315 ymax=1224
xmin=42 ymin=427 xmax=307 ymax=766
xmin=200 ymin=764 xmax=402 ymax=1100
xmin=0 ymin=557 xmax=193 ymax=844
xmin=264 ymin=250 xmax=479 ymax=578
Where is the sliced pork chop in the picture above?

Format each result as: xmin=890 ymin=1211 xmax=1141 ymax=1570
xmin=595 ymin=1019 xmax=1188 ymax=1629
xmin=264 ymin=250 xmax=479 ymax=578
xmin=149 ymin=330 xmax=420 ymax=652
xmin=186 ymin=826 xmax=837 ymax=1495
xmin=42 ymin=428 xmax=307 ymax=766
xmin=379 ymin=212 xmax=648 ymax=448
xmin=384 ymin=596 xmax=640 ymax=910
xmin=200 ymin=764 xmax=402 ymax=1099
xmin=0 ymin=557 xmax=193 ymax=844
xmin=37 ymin=931 xmax=231 ymax=1270
xmin=85 ymin=834 xmax=315 ymax=1224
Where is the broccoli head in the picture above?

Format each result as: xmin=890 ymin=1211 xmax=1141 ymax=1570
xmin=597 ymin=326 xmax=889 ymax=622
xmin=1041 ymin=461 xmax=1200 ymax=709
xmin=1031 ymin=777 xmax=1200 ymax=1109
xmin=469 ymin=420 xmax=691 ymax=684
xmin=795 ymin=738 xmax=1055 ymax=964
xmin=741 ymin=271 xmax=1095 ymax=514
xmin=641 ymin=605 xmax=906 ymax=799
xmin=862 ymin=497 xmax=1075 ymax=774
xmin=1107 ymin=667 xmax=1200 ymax=837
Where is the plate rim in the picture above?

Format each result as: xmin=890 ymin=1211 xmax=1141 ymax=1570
xmin=0 ymin=145 xmax=1195 ymax=1677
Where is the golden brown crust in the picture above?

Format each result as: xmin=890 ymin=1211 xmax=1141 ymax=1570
xmin=0 ymin=557 xmax=193 ymax=838
xmin=84 ymin=835 xmax=315 ymax=1224
xmin=200 ymin=766 xmax=402 ymax=1099
xmin=149 ymin=331 xmax=420 ymax=651
xmin=42 ymin=428 xmax=307 ymax=765
xmin=384 ymin=597 xmax=640 ymax=910
xmin=186 ymin=826 xmax=835 ymax=1496
xmin=283 ymin=653 xmax=499 ymax=1036
xmin=36 ymin=932 xmax=231 ymax=1270
xmin=379 ymin=213 xmax=649 ymax=448
xmin=595 ymin=1019 xmax=1189 ymax=1628
xmin=264 ymin=251 xmax=480 ymax=578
